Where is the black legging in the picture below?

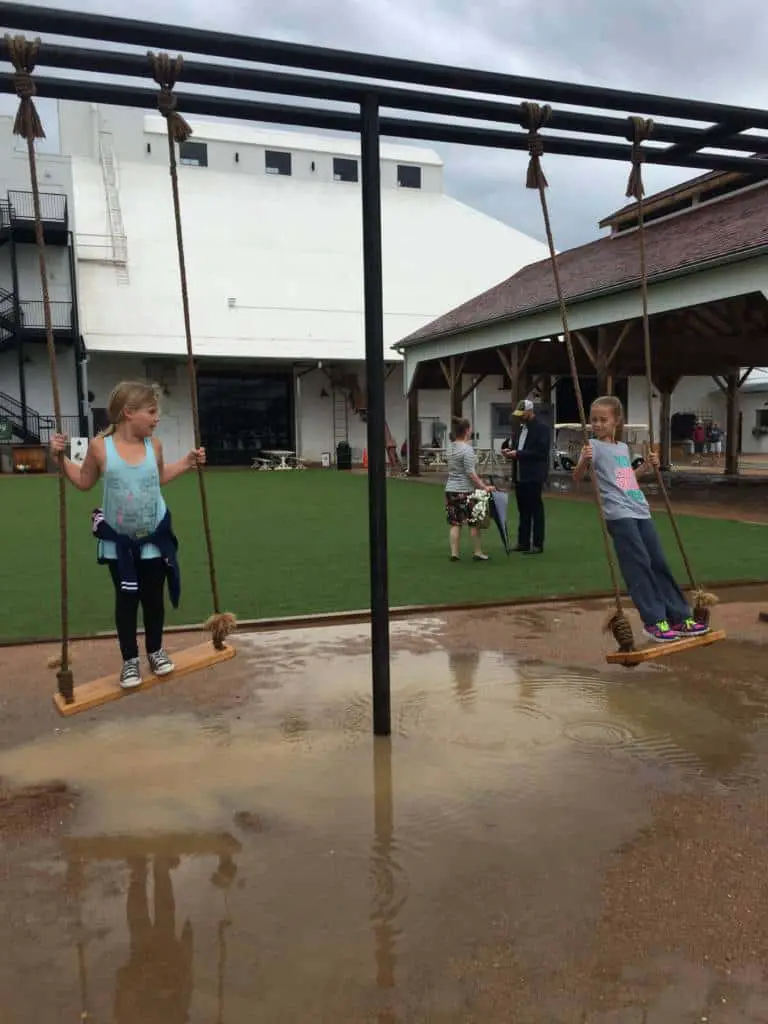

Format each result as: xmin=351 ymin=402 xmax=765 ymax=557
xmin=108 ymin=558 xmax=167 ymax=661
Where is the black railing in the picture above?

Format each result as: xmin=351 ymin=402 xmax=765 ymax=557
xmin=34 ymin=414 xmax=81 ymax=444
xmin=7 ymin=189 xmax=68 ymax=228
xmin=0 ymin=201 xmax=10 ymax=234
xmin=0 ymin=390 xmax=80 ymax=443
xmin=19 ymin=300 xmax=73 ymax=331
xmin=0 ymin=287 xmax=14 ymax=328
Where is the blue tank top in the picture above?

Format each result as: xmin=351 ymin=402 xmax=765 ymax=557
xmin=98 ymin=436 xmax=167 ymax=561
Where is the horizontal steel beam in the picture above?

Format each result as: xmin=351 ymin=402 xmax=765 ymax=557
xmin=7 ymin=75 xmax=768 ymax=175
xmin=2 ymin=2 xmax=768 ymax=131
xmin=20 ymin=43 xmax=768 ymax=157
xmin=662 ymin=118 xmax=757 ymax=161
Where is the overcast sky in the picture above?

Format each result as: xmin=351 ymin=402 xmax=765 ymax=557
xmin=6 ymin=0 xmax=768 ymax=249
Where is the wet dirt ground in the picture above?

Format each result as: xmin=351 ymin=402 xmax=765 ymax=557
xmin=2 ymin=592 xmax=768 ymax=1023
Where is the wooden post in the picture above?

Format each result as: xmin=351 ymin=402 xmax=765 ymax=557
xmin=725 ymin=372 xmax=740 ymax=476
xmin=407 ymin=386 xmax=420 ymax=477
xmin=653 ymin=374 xmax=680 ymax=469
xmin=497 ymin=344 xmax=533 ymax=412
xmin=449 ymin=356 xmax=463 ymax=420
xmin=439 ymin=355 xmax=466 ymax=426
xmin=596 ymin=327 xmax=611 ymax=395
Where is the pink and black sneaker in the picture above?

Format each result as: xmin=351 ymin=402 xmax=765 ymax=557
xmin=643 ymin=620 xmax=680 ymax=644
xmin=671 ymin=618 xmax=710 ymax=637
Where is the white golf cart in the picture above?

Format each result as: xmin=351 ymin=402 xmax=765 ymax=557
xmin=552 ymin=422 xmax=649 ymax=472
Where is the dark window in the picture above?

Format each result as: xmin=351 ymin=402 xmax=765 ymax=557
xmin=333 ymin=157 xmax=358 ymax=183
xmin=91 ymin=407 xmax=109 ymax=433
xmin=179 ymin=141 xmax=208 ymax=167
xmin=265 ymin=150 xmax=292 ymax=176
xmin=197 ymin=372 xmax=294 ymax=466
xmin=397 ymin=164 xmax=422 ymax=189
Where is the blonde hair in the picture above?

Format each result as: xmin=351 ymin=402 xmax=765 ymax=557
xmin=590 ymin=395 xmax=625 ymax=442
xmin=100 ymin=381 xmax=161 ymax=437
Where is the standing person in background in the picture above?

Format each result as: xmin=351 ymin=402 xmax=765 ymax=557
xmin=444 ymin=416 xmax=495 ymax=562
xmin=692 ymin=421 xmax=706 ymax=464
xmin=502 ymin=399 xmax=551 ymax=555
xmin=709 ymin=421 xmax=723 ymax=464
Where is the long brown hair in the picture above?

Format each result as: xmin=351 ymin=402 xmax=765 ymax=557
xmin=590 ymin=395 xmax=625 ymax=442
xmin=99 ymin=381 xmax=160 ymax=437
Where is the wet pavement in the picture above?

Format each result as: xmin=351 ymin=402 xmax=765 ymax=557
xmin=1 ymin=596 xmax=768 ymax=1022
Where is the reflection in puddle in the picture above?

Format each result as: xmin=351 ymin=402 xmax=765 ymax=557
xmin=1 ymin=629 xmax=768 ymax=1021
xmin=65 ymin=834 xmax=240 ymax=1024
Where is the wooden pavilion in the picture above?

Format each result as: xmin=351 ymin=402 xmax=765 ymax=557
xmin=396 ymin=170 xmax=768 ymax=476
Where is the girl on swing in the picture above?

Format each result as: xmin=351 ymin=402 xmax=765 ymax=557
xmin=574 ymin=395 xmax=709 ymax=645
xmin=50 ymin=381 xmax=205 ymax=689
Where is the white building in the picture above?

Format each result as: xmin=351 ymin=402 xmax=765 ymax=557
xmin=0 ymin=100 xmax=548 ymax=464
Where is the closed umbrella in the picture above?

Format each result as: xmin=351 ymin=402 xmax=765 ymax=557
xmin=489 ymin=490 xmax=512 ymax=554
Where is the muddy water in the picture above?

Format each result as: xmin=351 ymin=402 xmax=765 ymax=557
xmin=1 ymin=619 xmax=768 ymax=1022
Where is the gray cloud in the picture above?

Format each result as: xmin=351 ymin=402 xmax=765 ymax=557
xmin=10 ymin=0 xmax=767 ymax=249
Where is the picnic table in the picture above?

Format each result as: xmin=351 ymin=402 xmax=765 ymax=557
xmin=254 ymin=450 xmax=306 ymax=471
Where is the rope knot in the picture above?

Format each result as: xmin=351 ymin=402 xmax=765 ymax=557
xmin=157 ymin=86 xmax=177 ymax=119
xmin=13 ymin=69 xmax=35 ymax=101
xmin=625 ymin=115 xmax=654 ymax=201
xmin=148 ymin=50 xmax=193 ymax=144
xmin=527 ymin=135 xmax=545 ymax=161
xmin=5 ymin=34 xmax=45 ymax=141
xmin=519 ymin=101 xmax=551 ymax=191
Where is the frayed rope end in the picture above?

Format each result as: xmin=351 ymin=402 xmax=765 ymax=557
xmin=205 ymin=612 xmax=237 ymax=650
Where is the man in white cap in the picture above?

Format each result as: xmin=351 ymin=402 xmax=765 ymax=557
xmin=501 ymin=399 xmax=550 ymax=554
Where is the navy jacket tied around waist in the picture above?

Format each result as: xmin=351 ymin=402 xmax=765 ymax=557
xmin=92 ymin=507 xmax=181 ymax=608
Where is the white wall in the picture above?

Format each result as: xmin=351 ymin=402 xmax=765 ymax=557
xmin=0 ymin=245 xmax=72 ymax=302
xmin=741 ymin=392 xmax=768 ymax=455
xmin=70 ymin=153 xmax=547 ymax=362
xmin=0 ymin=344 xmax=79 ymax=418
xmin=57 ymin=103 xmax=445 ymax=193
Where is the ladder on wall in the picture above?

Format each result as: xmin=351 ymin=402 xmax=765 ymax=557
xmin=98 ymin=130 xmax=130 ymax=285
xmin=332 ymin=388 xmax=348 ymax=461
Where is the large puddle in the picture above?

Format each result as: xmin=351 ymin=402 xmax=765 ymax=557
xmin=1 ymin=619 xmax=768 ymax=1022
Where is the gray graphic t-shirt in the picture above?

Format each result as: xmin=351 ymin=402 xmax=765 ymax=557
xmin=590 ymin=440 xmax=650 ymax=520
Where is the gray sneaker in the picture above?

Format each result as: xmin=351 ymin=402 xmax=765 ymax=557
xmin=148 ymin=649 xmax=175 ymax=677
xmin=119 ymin=658 xmax=142 ymax=690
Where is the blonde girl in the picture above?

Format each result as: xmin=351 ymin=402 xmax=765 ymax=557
xmin=50 ymin=381 xmax=205 ymax=688
xmin=574 ymin=395 xmax=708 ymax=645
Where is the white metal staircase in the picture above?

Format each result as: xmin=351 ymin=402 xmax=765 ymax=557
xmin=98 ymin=130 xmax=129 ymax=284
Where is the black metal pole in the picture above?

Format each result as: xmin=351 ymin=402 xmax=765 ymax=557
xmin=3 ymin=2 xmax=768 ymax=130
xmin=360 ymin=93 xmax=391 ymax=738
xmin=18 ymin=42 xmax=768 ymax=157
xmin=4 ymin=75 xmax=768 ymax=176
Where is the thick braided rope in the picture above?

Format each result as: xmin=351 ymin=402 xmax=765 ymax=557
xmin=625 ymin=115 xmax=716 ymax=619
xmin=520 ymin=101 xmax=634 ymax=652
xmin=6 ymin=34 xmax=75 ymax=700
xmin=149 ymin=51 xmax=236 ymax=648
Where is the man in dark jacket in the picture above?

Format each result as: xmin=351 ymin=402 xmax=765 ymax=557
xmin=501 ymin=399 xmax=551 ymax=554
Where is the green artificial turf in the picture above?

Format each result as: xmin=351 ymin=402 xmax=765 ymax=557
xmin=1 ymin=470 xmax=765 ymax=642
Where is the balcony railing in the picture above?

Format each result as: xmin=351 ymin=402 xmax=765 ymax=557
xmin=7 ymin=189 xmax=68 ymax=230
xmin=19 ymin=300 xmax=73 ymax=331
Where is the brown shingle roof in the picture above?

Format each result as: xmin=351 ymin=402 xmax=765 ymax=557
xmin=398 ymin=183 xmax=768 ymax=349
xmin=598 ymin=169 xmax=725 ymax=227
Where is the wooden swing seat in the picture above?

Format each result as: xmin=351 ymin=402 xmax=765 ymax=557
xmin=606 ymin=629 xmax=726 ymax=666
xmin=52 ymin=641 xmax=236 ymax=717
